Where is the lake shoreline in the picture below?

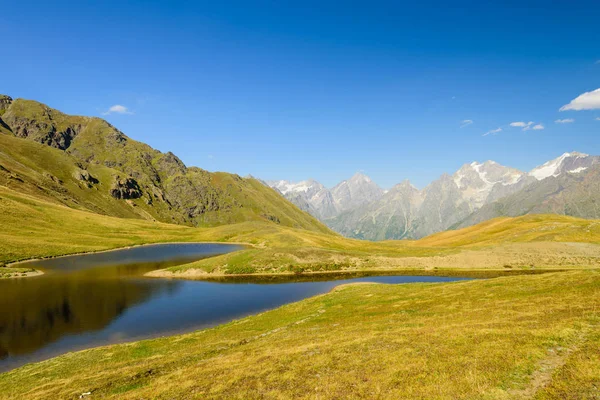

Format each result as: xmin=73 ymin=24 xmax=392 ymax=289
xmin=6 ymin=240 xmax=251 ymax=272
xmin=145 ymin=266 xmax=569 ymax=282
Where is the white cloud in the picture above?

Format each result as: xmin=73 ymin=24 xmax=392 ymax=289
xmin=596 ymin=117 xmax=600 ymax=121
xmin=509 ymin=121 xmax=534 ymax=131
xmin=102 ymin=105 xmax=133 ymax=115
xmin=483 ymin=128 xmax=502 ymax=137
xmin=559 ymin=88 xmax=600 ymax=111
xmin=555 ymin=118 xmax=574 ymax=124
xmin=532 ymin=124 xmax=544 ymax=130
xmin=460 ymin=119 xmax=473 ymax=128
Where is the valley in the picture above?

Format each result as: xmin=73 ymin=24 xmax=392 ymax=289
xmin=1 ymin=94 xmax=599 ymax=399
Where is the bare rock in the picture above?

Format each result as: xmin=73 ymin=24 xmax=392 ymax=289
xmin=110 ymin=177 xmax=143 ymax=199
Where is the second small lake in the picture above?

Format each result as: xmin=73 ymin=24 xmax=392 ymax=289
xmin=0 ymin=243 xmax=470 ymax=372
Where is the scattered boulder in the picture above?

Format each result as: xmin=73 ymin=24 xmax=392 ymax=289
xmin=110 ymin=177 xmax=143 ymax=200
xmin=43 ymin=172 xmax=63 ymax=185
xmin=263 ymin=214 xmax=281 ymax=224
xmin=72 ymin=169 xmax=99 ymax=187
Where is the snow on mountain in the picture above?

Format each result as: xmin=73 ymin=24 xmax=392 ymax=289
xmin=266 ymin=173 xmax=382 ymax=220
xmin=269 ymin=179 xmax=324 ymax=196
xmin=529 ymin=152 xmax=592 ymax=180
xmin=453 ymin=161 xmax=525 ymax=209
xmin=569 ymin=167 xmax=588 ymax=174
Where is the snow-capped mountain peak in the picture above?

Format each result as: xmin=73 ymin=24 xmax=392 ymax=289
xmin=529 ymin=152 xmax=591 ymax=180
xmin=267 ymin=179 xmax=324 ymax=196
xmin=331 ymin=172 xmax=383 ymax=213
xmin=453 ymin=161 xmax=525 ymax=209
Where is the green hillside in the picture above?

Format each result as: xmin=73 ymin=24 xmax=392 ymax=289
xmin=0 ymin=95 xmax=330 ymax=233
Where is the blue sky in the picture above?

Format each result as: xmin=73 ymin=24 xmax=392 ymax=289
xmin=1 ymin=1 xmax=599 ymax=188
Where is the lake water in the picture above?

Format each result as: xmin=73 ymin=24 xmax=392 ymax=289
xmin=0 ymin=243 xmax=469 ymax=372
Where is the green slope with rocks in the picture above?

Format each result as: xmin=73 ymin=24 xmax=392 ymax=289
xmin=0 ymin=94 xmax=331 ymax=233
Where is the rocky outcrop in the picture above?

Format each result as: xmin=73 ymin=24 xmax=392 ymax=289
xmin=0 ymin=95 xmax=12 ymax=116
xmin=0 ymin=95 xmax=13 ymax=133
xmin=0 ymin=99 xmax=86 ymax=149
xmin=110 ymin=177 xmax=143 ymax=200
xmin=73 ymin=169 xmax=99 ymax=187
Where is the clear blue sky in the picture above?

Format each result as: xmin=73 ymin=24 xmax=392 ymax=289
xmin=2 ymin=1 xmax=599 ymax=188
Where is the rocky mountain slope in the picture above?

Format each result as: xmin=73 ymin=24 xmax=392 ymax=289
xmin=267 ymin=172 xmax=382 ymax=220
xmin=0 ymin=94 xmax=330 ymax=233
xmin=270 ymin=152 xmax=600 ymax=240
xmin=457 ymin=162 xmax=600 ymax=228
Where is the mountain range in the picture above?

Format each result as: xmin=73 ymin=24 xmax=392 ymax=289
xmin=267 ymin=152 xmax=600 ymax=240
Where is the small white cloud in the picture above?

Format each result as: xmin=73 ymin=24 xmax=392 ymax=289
xmin=483 ymin=127 xmax=502 ymax=137
xmin=559 ymin=88 xmax=600 ymax=111
xmin=208 ymin=154 xmax=214 ymax=159
xmin=532 ymin=124 xmax=544 ymax=130
xmin=509 ymin=121 xmax=534 ymax=131
xmin=596 ymin=117 xmax=600 ymax=121
xmin=102 ymin=105 xmax=133 ymax=115
xmin=555 ymin=118 xmax=575 ymax=124
xmin=460 ymin=119 xmax=473 ymax=128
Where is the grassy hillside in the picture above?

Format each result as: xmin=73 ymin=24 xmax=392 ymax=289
xmin=0 ymin=95 xmax=330 ymax=233
xmin=418 ymin=214 xmax=600 ymax=247
xmin=2 ymin=270 xmax=599 ymax=399
xmin=2 ymin=186 xmax=600 ymax=276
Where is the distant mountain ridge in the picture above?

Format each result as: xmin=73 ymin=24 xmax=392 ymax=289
xmin=267 ymin=152 xmax=600 ymax=240
xmin=266 ymin=172 xmax=383 ymax=220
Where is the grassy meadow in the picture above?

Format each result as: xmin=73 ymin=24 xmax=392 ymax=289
xmin=2 ymin=185 xmax=600 ymax=278
xmin=1 ymin=270 xmax=599 ymax=399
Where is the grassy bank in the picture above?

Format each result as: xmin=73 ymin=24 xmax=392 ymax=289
xmin=2 ymin=270 xmax=599 ymax=399
xmin=0 ymin=267 xmax=38 ymax=278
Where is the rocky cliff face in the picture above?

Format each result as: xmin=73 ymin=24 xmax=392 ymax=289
xmin=1 ymin=99 xmax=88 ymax=150
xmin=326 ymin=180 xmax=422 ymax=240
xmin=267 ymin=172 xmax=383 ymax=220
xmin=453 ymin=161 xmax=525 ymax=210
xmin=330 ymin=172 xmax=384 ymax=213
xmin=0 ymin=95 xmax=12 ymax=116
xmin=458 ymin=162 xmax=600 ymax=227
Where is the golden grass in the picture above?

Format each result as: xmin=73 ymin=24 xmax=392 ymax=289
xmin=2 ymin=185 xmax=600 ymax=277
xmin=1 ymin=270 xmax=599 ymax=399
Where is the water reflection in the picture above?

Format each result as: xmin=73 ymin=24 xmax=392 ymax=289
xmin=0 ymin=243 xmax=469 ymax=372
xmin=0 ymin=243 xmax=241 ymax=371
xmin=0 ymin=274 xmax=168 ymax=357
